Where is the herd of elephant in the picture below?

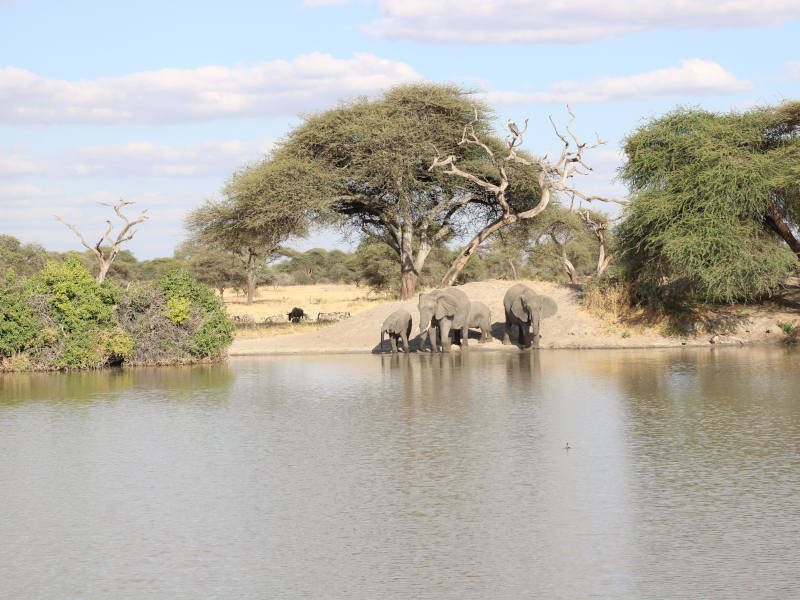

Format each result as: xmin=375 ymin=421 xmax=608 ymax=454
xmin=380 ymin=283 xmax=558 ymax=353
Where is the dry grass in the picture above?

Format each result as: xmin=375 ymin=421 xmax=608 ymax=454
xmin=223 ymin=284 xmax=394 ymax=336
xmin=233 ymin=321 xmax=338 ymax=339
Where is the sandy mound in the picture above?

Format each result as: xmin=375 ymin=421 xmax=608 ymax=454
xmin=228 ymin=280 xmax=798 ymax=356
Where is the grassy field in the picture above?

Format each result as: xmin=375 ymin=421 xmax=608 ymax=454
xmin=223 ymin=284 xmax=393 ymax=338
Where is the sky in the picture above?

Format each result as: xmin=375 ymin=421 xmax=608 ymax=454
xmin=1 ymin=0 xmax=799 ymax=260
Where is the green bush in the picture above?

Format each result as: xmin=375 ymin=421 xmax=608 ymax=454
xmin=0 ymin=270 xmax=41 ymax=357
xmin=26 ymin=257 xmax=116 ymax=332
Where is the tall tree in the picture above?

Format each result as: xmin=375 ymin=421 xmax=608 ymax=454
xmin=186 ymin=156 xmax=323 ymax=304
xmin=618 ymin=102 xmax=800 ymax=303
xmin=277 ymin=83 xmax=497 ymax=299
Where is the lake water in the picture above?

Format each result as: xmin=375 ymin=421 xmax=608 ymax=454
xmin=1 ymin=348 xmax=798 ymax=599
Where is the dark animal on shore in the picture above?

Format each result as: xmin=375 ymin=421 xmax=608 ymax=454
xmin=287 ymin=307 xmax=305 ymax=323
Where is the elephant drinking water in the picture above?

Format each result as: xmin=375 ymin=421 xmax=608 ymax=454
xmin=503 ymin=283 xmax=558 ymax=348
xmin=380 ymin=309 xmax=413 ymax=353
xmin=418 ymin=288 xmax=471 ymax=352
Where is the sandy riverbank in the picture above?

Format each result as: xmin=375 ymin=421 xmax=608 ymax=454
xmin=228 ymin=280 xmax=799 ymax=356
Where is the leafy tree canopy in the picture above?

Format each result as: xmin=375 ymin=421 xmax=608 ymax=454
xmin=617 ymin=102 xmax=800 ymax=303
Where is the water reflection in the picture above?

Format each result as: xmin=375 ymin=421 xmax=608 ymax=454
xmin=0 ymin=348 xmax=797 ymax=599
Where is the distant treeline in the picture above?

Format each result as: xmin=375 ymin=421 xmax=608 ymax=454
xmin=2 ymin=205 xmax=609 ymax=298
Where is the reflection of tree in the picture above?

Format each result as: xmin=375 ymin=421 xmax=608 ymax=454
xmin=0 ymin=364 xmax=234 ymax=404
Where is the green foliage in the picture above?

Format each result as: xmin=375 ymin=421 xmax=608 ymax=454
xmin=354 ymin=240 xmax=399 ymax=295
xmin=155 ymin=269 xmax=234 ymax=358
xmin=0 ymin=270 xmax=41 ymax=357
xmin=1 ymin=258 xmax=232 ymax=370
xmin=618 ymin=103 xmax=800 ymax=304
xmin=157 ymin=269 xmax=222 ymax=313
xmin=277 ymin=82 xmax=502 ymax=295
xmin=777 ymin=321 xmax=794 ymax=334
xmin=26 ymin=257 xmax=116 ymax=332
xmin=164 ymin=296 xmax=192 ymax=324
xmin=52 ymin=328 xmax=133 ymax=370
xmin=0 ymin=235 xmax=53 ymax=278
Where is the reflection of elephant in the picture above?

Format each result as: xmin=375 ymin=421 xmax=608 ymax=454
xmin=468 ymin=301 xmax=492 ymax=343
xmin=418 ymin=288 xmax=470 ymax=352
xmin=503 ymin=283 xmax=558 ymax=348
xmin=380 ymin=309 xmax=413 ymax=353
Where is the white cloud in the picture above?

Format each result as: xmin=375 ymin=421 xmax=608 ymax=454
xmin=364 ymin=0 xmax=800 ymax=43
xmin=0 ymin=138 xmax=275 ymax=179
xmin=62 ymin=139 xmax=275 ymax=178
xmin=0 ymin=53 xmax=422 ymax=125
xmin=787 ymin=61 xmax=800 ymax=79
xmin=0 ymin=154 xmax=38 ymax=176
xmin=0 ymin=183 xmax=58 ymax=199
xmin=481 ymin=59 xmax=753 ymax=105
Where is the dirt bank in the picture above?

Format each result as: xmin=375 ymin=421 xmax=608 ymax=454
xmin=228 ymin=280 xmax=799 ymax=356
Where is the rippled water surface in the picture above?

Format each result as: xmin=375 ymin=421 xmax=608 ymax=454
xmin=1 ymin=348 xmax=799 ymax=599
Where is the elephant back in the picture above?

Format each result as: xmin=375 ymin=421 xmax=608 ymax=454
xmin=443 ymin=287 xmax=470 ymax=329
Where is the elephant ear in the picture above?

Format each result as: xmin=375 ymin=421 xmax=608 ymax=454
xmin=510 ymin=296 xmax=528 ymax=322
xmin=434 ymin=293 xmax=457 ymax=320
xmin=539 ymin=295 xmax=558 ymax=319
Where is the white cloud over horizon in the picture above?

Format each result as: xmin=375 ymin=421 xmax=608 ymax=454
xmin=481 ymin=59 xmax=753 ymax=105
xmin=362 ymin=0 xmax=800 ymax=43
xmin=0 ymin=53 xmax=422 ymax=125
xmin=0 ymin=138 xmax=275 ymax=179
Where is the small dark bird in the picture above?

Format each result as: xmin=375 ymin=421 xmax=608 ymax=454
xmin=507 ymin=118 xmax=520 ymax=136
xmin=564 ymin=442 xmax=571 ymax=450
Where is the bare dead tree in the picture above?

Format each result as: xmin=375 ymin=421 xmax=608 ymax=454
xmin=430 ymin=105 xmax=625 ymax=286
xmin=577 ymin=209 xmax=619 ymax=277
xmin=54 ymin=199 xmax=149 ymax=283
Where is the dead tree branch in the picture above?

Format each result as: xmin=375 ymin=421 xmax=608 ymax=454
xmin=54 ymin=199 xmax=149 ymax=283
xmin=430 ymin=104 xmax=625 ymax=286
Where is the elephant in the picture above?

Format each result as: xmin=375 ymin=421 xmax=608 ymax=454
xmin=503 ymin=283 xmax=558 ymax=348
xmin=467 ymin=301 xmax=492 ymax=343
xmin=418 ymin=287 xmax=471 ymax=352
xmin=380 ymin=308 xmax=413 ymax=353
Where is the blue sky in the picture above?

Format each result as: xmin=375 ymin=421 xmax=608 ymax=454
xmin=2 ymin=0 xmax=799 ymax=259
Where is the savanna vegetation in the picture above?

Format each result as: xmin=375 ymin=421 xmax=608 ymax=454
xmin=3 ymin=85 xmax=798 ymax=370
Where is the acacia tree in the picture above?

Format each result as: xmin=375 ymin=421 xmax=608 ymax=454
xmin=618 ymin=102 xmax=800 ymax=303
xmin=54 ymin=199 xmax=148 ymax=283
xmin=187 ymin=157 xmax=323 ymax=304
xmin=430 ymin=105 xmax=624 ymax=286
xmin=277 ymin=83 xmax=499 ymax=300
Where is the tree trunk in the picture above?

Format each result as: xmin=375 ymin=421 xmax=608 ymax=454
xmin=766 ymin=198 xmax=800 ymax=258
xmin=441 ymin=215 xmax=517 ymax=287
xmin=507 ymin=258 xmax=518 ymax=280
xmin=246 ymin=252 xmax=257 ymax=305
xmin=96 ymin=260 xmax=111 ymax=284
xmin=400 ymin=260 xmax=419 ymax=300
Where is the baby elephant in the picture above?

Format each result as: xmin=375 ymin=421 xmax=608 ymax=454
xmin=380 ymin=309 xmax=413 ymax=353
xmin=468 ymin=301 xmax=493 ymax=343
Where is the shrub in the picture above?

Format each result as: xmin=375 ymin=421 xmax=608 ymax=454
xmin=26 ymin=257 xmax=116 ymax=332
xmin=116 ymin=271 xmax=234 ymax=364
xmin=0 ymin=270 xmax=40 ymax=357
